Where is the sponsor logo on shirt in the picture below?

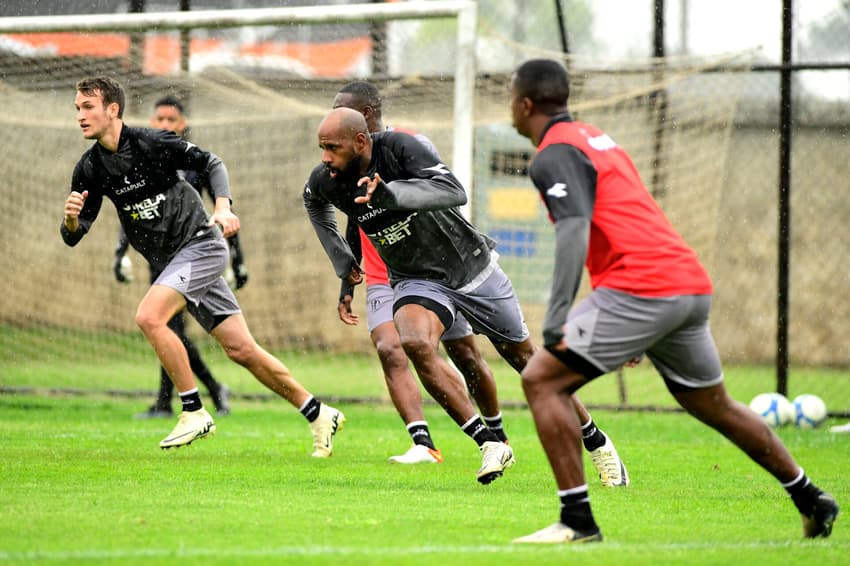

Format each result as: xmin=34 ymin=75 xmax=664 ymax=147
xmin=123 ymin=193 xmax=166 ymax=221
xmin=546 ymin=182 xmax=568 ymax=198
xmin=369 ymin=212 xmax=418 ymax=247
xmin=423 ymin=163 xmax=450 ymax=175
xmin=587 ymin=133 xmax=618 ymax=151
xmin=357 ymin=206 xmax=386 ymax=223
xmin=115 ymin=176 xmax=147 ymax=195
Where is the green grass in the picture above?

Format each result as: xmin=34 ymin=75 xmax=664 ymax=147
xmin=3 ymin=324 xmax=849 ymax=414
xmin=1 ymin=394 xmax=848 ymax=565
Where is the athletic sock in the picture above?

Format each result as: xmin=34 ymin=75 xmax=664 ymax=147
xmin=558 ymin=485 xmax=599 ymax=533
xmin=299 ymin=396 xmax=321 ymax=423
xmin=461 ymin=414 xmax=500 ymax=446
xmin=782 ymin=468 xmax=822 ymax=516
xmin=407 ymin=420 xmax=437 ymax=450
xmin=179 ymin=388 xmax=203 ymax=412
xmin=483 ymin=412 xmax=508 ymax=443
xmin=581 ymin=418 xmax=607 ymax=451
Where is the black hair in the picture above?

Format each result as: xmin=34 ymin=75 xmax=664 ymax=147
xmin=514 ymin=59 xmax=570 ymax=115
xmin=76 ymin=76 xmax=125 ymax=118
xmin=153 ymin=94 xmax=186 ymax=115
xmin=338 ymin=80 xmax=382 ymax=112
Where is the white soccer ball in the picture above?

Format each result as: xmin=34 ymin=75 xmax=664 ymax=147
xmin=792 ymin=394 xmax=827 ymax=429
xmin=749 ymin=393 xmax=794 ymax=428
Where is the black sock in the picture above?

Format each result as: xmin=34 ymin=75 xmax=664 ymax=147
xmin=783 ymin=469 xmax=822 ymax=516
xmin=461 ymin=415 xmax=500 ymax=446
xmin=483 ymin=413 xmax=509 ymax=443
xmin=299 ymin=396 xmax=321 ymax=423
xmin=407 ymin=421 xmax=437 ymax=450
xmin=559 ymin=485 xmax=599 ymax=532
xmin=179 ymin=388 xmax=203 ymax=412
xmin=581 ymin=418 xmax=607 ymax=451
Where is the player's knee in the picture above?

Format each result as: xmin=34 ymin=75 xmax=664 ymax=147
xmin=222 ymin=340 xmax=255 ymax=366
xmin=445 ymin=343 xmax=477 ymax=370
xmin=399 ymin=334 xmax=436 ymax=365
xmin=520 ymin=366 xmax=543 ymax=396
xmin=374 ymin=335 xmax=406 ymax=365
xmin=134 ymin=309 xmax=162 ymax=336
xmin=520 ymin=363 xmax=562 ymax=400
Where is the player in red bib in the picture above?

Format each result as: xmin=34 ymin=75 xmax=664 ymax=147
xmin=508 ymin=59 xmax=837 ymax=544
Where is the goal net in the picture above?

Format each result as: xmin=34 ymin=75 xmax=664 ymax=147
xmin=0 ymin=4 xmax=750 ymax=387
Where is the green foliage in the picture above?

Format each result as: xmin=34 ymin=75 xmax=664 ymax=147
xmin=1 ymin=396 xmax=848 ymax=565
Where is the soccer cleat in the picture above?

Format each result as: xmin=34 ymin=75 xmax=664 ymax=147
xmin=589 ymin=433 xmax=629 ymax=487
xmin=477 ymin=441 xmax=515 ymax=485
xmin=512 ymin=522 xmax=603 ymax=544
xmin=829 ymin=422 xmax=850 ymax=434
xmin=802 ymin=492 xmax=839 ymax=538
xmin=215 ymin=384 xmax=231 ymax=416
xmin=159 ymin=408 xmax=215 ymax=449
xmin=134 ymin=405 xmax=173 ymax=420
xmin=388 ymin=444 xmax=443 ymax=464
xmin=310 ymin=404 xmax=345 ymax=458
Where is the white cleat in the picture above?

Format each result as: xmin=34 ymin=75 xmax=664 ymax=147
xmin=159 ymin=408 xmax=215 ymax=449
xmin=589 ymin=433 xmax=629 ymax=486
xmin=512 ymin=522 xmax=602 ymax=544
xmin=388 ymin=444 xmax=443 ymax=464
xmin=476 ymin=441 xmax=515 ymax=484
xmin=829 ymin=422 xmax=850 ymax=434
xmin=310 ymin=404 xmax=345 ymax=457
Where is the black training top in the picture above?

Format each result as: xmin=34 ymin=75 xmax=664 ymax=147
xmin=303 ymin=130 xmax=495 ymax=290
xmin=61 ymin=124 xmax=230 ymax=272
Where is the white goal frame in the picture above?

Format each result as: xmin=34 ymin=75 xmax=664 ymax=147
xmin=0 ymin=1 xmax=478 ymax=192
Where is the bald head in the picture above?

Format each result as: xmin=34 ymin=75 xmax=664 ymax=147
xmin=318 ymin=107 xmax=372 ymax=179
xmin=319 ymin=107 xmax=369 ymax=140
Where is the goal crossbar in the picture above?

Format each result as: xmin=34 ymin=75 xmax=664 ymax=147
xmin=0 ymin=1 xmax=478 ymax=192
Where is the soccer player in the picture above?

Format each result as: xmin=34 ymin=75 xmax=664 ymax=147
xmin=61 ymin=76 xmax=344 ymax=456
xmin=331 ymin=81 xmax=507 ymax=464
xmin=115 ymin=95 xmax=237 ymax=420
xmin=304 ymin=107 xmax=627 ymax=486
xmin=508 ymin=58 xmax=838 ymax=543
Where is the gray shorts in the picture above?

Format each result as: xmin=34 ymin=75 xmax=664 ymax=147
xmin=365 ymin=283 xmax=474 ymax=340
xmin=392 ymin=259 xmax=529 ymax=344
xmin=554 ymin=287 xmax=723 ymax=390
xmin=154 ymin=237 xmax=241 ymax=332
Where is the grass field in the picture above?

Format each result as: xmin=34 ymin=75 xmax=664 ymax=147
xmin=2 ymin=349 xmax=849 ymax=565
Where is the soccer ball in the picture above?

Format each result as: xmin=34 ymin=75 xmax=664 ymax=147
xmin=792 ymin=394 xmax=827 ymax=429
xmin=748 ymin=393 xmax=794 ymax=428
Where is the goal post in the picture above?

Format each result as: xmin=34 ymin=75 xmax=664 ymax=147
xmin=0 ymin=0 xmax=478 ymax=192
xmin=0 ymin=1 xmax=487 ymax=372
xmin=0 ymin=2 xmax=757 ymax=381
